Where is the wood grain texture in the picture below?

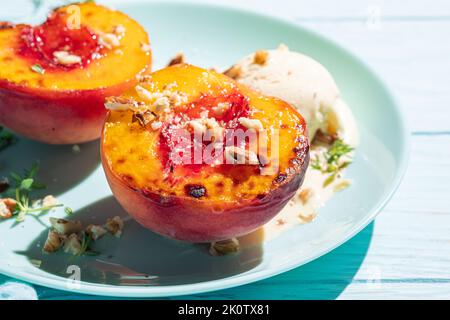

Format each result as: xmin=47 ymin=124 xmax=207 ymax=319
xmin=1 ymin=0 xmax=449 ymax=300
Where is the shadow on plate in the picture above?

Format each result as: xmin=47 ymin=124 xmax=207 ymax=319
xmin=0 ymin=137 xmax=100 ymax=196
xmin=22 ymin=196 xmax=264 ymax=286
xmin=189 ymin=222 xmax=374 ymax=299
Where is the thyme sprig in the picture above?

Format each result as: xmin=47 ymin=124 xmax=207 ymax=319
xmin=311 ymin=138 xmax=354 ymax=187
xmin=79 ymin=232 xmax=100 ymax=256
xmin=4 ymin=163 xmax=63 ymax=222
xmin=0 ymin=126 xmax=16 ymax=152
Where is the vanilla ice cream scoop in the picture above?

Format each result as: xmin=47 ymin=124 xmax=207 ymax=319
xmin=227 ymin=45 xmax=358 ymax=145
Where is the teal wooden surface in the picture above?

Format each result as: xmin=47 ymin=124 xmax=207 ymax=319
xmin=1 ymin=0 xmax=450 ymax=299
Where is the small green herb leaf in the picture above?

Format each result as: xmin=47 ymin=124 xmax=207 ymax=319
xmin=64 ymin=207 xmax=73 ymax=215
xmin=20 ymin=178 xmax=34 ymax=190
xmin=5 ymin=163 xmax=63 ymax=222
xmin=30 ymin=64 xmax=45 ymax=74
xmin=311 ymin=138 xmax=354 ymax=188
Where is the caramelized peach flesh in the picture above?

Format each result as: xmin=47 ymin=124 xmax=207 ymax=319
xmin=101 ymin=64 xmax=309 ymax=242
xmin=0 ymin=2 xmax=151 ymax=144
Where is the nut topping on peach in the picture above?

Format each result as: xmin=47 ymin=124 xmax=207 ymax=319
xmin=0 ymin=2 xmax=151 ymax=144
xmin=101 ymin=64 xmax=309 ymax=242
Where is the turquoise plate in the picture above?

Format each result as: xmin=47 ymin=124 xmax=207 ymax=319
xmin=0 ymin=0 xmax=409 ymax=297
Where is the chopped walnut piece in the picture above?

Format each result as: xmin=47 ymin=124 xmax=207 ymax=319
xmin=0 ymin=198 xmax=16 ymax=219
xmin=238 ymin=117 xmax=264 ymax=131
xmin=312 ymin=130 xmax=338 ymax=145
xmin=209 ymin=238 xmax=240 ymax=256
xmin=154 ymin=96 xmax=171 ymax=112
xmin=224 ymin=146 xmax=259 ymax=165
xmin=187 ymin=119 xmax=207 ymax=135
xmin=49 ymin=217 xmax=83 ymax=235
xmin=223 ymin=65 xmax=242 ymax=79
xmin=212 ymin=102 xmax=229 ymax=116
xmin=132 ymin=110 xmax=157 ymax=127
xmin=298 ymin=211 xmax=317 ymax=224
xmin=299 ymin=188 xmax=313 ymax=205
xmin=106 ymin=216 xmax=124 ymax=237
xmin=167 ymin=52 xmax=185 ymax=66
xmin=104 ymin=96 xmax=138 ymax=111
xmin=43 ymin=230 xmax=64 ymax=253
xmin=135 ymin=85 xmax=154 ymax=101
xmin=53 ymin=51 xmax=81 ymax=65
xmin=64 ymin=234 xmax=82 ymax=255
xmin=99 ymin=32 xmax=121 ymax=49
xmin=253 ymin=50 xmax=268 ymax=65
xmin=86 ymin=225 xmax=107 ymax=241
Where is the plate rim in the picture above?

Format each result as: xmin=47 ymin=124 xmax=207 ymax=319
xmin=0 ymin=0 xmax=410 ymax=298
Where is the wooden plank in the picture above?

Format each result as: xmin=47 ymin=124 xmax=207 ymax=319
xmin=298 ymin=21 xmax=450 ymax=132
xmin=166 ymin=0 xmax=450 ymax=19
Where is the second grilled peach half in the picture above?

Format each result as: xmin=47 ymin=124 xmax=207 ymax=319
xmin=0 ymin=2 xmax=151 ymax=144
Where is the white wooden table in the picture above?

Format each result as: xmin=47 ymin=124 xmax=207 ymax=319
xmin=1 ymin=0 xmax=449 ymax=299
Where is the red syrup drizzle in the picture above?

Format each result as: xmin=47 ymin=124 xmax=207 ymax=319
xmin=17 ymin=12 xmax=102 ymax=71
xmin=158 ymin=90 xmax=256 ymax=181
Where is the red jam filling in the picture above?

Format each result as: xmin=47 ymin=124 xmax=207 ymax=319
xmin=18 ymin=12 xmax=102 ymax=70
xmin=159 ymin=90 xmax=254 ymax=177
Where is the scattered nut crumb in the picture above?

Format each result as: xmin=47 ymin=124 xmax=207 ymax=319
xmin=72 ymin=144 xmax=81 ymax=154
xmin=167 ymin=52 xmax=185 ymax=66
xmin=299 ymin=188 xmax=313 ymax=205
xmin=238 ymin=117 xmax=264 ymax=131
xmin=132 ymin=110 xmax=156 ymax=127
xmin=86 ymin=225 xmax=107 ymax=241
xmin=113 ymin=24 xmax=126 ymax=35
xmin=64 ymin=233 xmax=82 ymax=255
xmin=212 ymin=102 xmax=229 ymax=116
xmin=298 ymin=211 xmax=317 ymax=224
xmin=187 ymin=119 xmax=207 ymax=135
xmin=0 ymin=198 xmax=17 ymax=219
xmin=106 ymin=216 xmax=124 ymax=237
xmin=223 ymin=65 xmax=242 ymax=79
xmin=224 ymin=146 xmax=259 ymax=165
xmin=253 ymin=50 xmax=268 ymax=65
xmin=151 ymin=121 xmax=162 ymax=130
xmin=53 ymin=51 xmax=81 ymax=65
xmin=313 ymin=130 xmax=338 ymax=145
xmin=42 ymin=195 xmax=58 ymax=208
xmin=104 ymin=96 xmax=138 ymax=111
xmin=140 ymin=42 xmax=151 ymax=53
xmin=333 ymin=179 xmax=351 ymax=192
xmin=276 ymin=219 xmax=285 ymax=226
xmin=209 ymin=238 xmax=240 ymax=256
xmin=49 ymin=217 xmax=83 ymax=235
xmin=99 ymin=33 xmax=121 ymax=49
xmin=43 ymin=230 xmax=64 ymax=253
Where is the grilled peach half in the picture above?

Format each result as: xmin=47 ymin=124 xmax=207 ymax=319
xmin=0 ymin=2 xmax=151 ymax=144
xmin=101 ymin=64 xmax=309 ymax=242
